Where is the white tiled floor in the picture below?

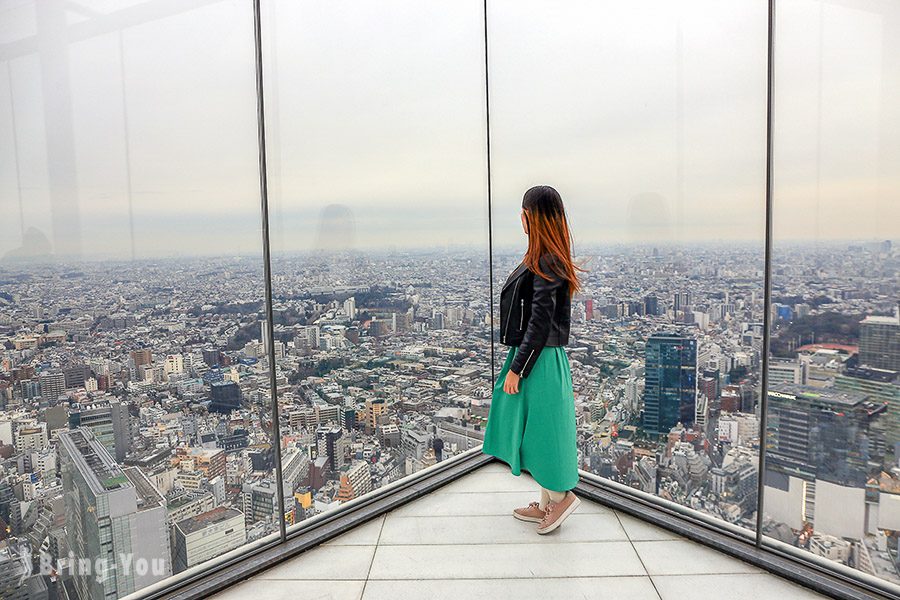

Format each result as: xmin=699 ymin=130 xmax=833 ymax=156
xmin=214 ymin=461 xmax=831 ymax=600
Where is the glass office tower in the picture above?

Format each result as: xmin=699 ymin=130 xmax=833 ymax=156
xmin=642 ymin=334 xmax=698 ymax=436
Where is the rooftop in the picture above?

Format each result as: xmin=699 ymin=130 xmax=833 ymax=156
xmin=177 ymin=507 xmax=243 ymax=536
xmin=861 ymin=315 xmax=900 ymax=326
xmin=58 ymin=428 xmax=128 ymax=493
xmin=767 ymin=385 xmax=870 ymax=407
xmin=211 ymin=461 xmax=830 ymax=600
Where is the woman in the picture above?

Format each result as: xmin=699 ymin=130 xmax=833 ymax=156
xmin=482 ymin=185 xmax=585 ymax=535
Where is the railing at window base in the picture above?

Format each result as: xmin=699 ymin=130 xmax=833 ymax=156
xmin=577 ymin=469 xmax=900 ymax=600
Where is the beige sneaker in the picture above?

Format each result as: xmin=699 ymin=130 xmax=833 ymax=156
xmin=513 ymin=501 xmax=546 ymax=523
xmin=536 ymin=491 xmax=581 ymax=534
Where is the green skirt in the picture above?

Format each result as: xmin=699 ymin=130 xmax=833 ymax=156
xmin=482 ymin=345 xmax=579 ymax=492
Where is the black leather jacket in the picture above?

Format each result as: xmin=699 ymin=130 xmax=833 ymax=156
xmin=499 ymin=253 xmax=571 ymax=379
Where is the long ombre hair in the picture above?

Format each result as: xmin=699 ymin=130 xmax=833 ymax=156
xmin=521 ymin=185 xmax=586 ymax=298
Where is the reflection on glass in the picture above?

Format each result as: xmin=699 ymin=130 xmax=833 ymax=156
xmin=488 ymin=0 xmax=767 ymax=529
xmin=0 ymin=1 xmax=275 ymax=598
xmin=764 ymin=0 xmax=900 ymax=589
xmin=261 ymin=0 xmax=489 ymax=527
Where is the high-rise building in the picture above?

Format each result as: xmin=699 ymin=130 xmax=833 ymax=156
xmin=643 ymin=294 xmax=659 ymax=316
xmin=768 ymin=357 xmax=805 ymax=386
xmin=764 ymin=385 xmax=886 ymax=539
xmin=859 ymin=314 xmax=900 ymax=372
xmin=202 ymin=348 xmax=221 ymax=367
xmin=0 ymin=544 xmax=48 ymax=600
xmin=336 ymin=461 xmax=373 ymax=503
xmin=131 ymin=348 xmax=153 ymax=367
xmin=58 ymin=429 xmax=171 ymax=599
xmin=673 ymin=291 xmax=692 ymax=314
xmin=343 ymin=296 xmax=357 ymax=319
xmin=241 ymin=480 xmax=277 ymax=525
xmin=14 ymin=423 xmax=48 ymax=453
xmin=208 ymin=381 xmax=242 ymax=413
xmin=642 ymin=333 xmax=697 ymax=435
xmin=38 ymin=370 xmax=65 ymax=401
xmin=164 ymin=354 xmax=185 ymax=375
xmin=260 ymin=318 xmax=270 ymax=347
xmin=63 ymin=364 xmax=92 ymax=389
xmin=317 ymin=425 xmax=349 ymax=471
xmin=280 ymin=447 xmax=311 ymax=498
xmin=766 ymin=385 xmax=882 ymax=486
xmin=833 ymin=366 xmax=899 ymax=454
xmin=699 ymin=373 xmax=719 ymax=404
xmin=68 ymin=400 xmax=132 ymax=461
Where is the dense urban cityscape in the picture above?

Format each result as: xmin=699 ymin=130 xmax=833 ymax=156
xmin=0 ymin=241 xmax=897 ymax=599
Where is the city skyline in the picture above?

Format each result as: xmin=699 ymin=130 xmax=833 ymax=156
xmin=1 ymin=225 xmax=896 ymax=262
xmin=2 ymin=242 xmax=899 ymax=599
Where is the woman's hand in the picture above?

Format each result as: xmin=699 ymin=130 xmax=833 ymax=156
xmin=503 ymin=370 xmax=521 ymax=394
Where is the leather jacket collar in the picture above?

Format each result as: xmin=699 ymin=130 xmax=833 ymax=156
xmin=501 ymin=260 xmax=528 ymax=292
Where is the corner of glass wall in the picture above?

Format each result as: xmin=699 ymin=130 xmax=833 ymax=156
xmin=257 ymin=0 xmax=491 ymax=533
xmin=0 ymin=1 xmax=280 ymax=598
xmin=762 ymin=0 xmax=900 ymax=594
xmin=487 ymin=0 xmax=768 ymax=539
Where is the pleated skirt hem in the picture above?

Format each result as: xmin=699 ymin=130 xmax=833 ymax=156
xmin=482 ymin=345 xmax=579 ymax=492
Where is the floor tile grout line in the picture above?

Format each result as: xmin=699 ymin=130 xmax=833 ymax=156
xmin=613 ymin=509 xmax=664 ymax=600
xmin=384 ymin=512 xmax=613 ymax=519
xmin=646 ymin=572 xmax=798 ymax=579
xmin=347 ymin=540 xmax=641 ymax=548
xmin=359 ymin=515 xmax=387 ymax=600
xmin=253 ymin=569 xmax=764 ymax=583
xmin=423 ymin=489 xmax=545 ymax=494
xmin=254 ymin=575 xmax=667 ymax=583
xmin=368 ymin=539 xmax=634 ymax=546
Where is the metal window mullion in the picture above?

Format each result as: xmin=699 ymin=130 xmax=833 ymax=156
xmin=755 ymin=0 xmax=777 ymax=548
xmin=483 ymin=0 xmax=495 ymax=386
xmin=251 ymin=0 xmax=287 ymax=542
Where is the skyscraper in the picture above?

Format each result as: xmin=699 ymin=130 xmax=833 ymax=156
xmin=58 ymin=429 xmax=171 ymax=599
xmin=833 ymin=365 xmax=900 ymax=457
xmin=765 ymin=385 xmax=883 ymax=488
xmin=763 ymin=385 xmax=886 ymax=539
xmin=68 ymin=400 xmax=132 ymax=461
xmin=673 ymin=291 xmax=692 ymax=314
xmin=642 ymin=333 xmax=697 ymax=435
xmin=859 ymin=314 xmax=900 ymax=372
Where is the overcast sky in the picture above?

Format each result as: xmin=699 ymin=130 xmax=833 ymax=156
xmin=0 ymin=0 xmax=897 ymax=260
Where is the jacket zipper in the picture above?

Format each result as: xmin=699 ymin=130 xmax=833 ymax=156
xmin=502 ymin=277 xmax=521 ymax=343
xmin=519 ymin=299 xmax=524 ymax=329
xmin=520 ymin=348 xmax=536 ymax=374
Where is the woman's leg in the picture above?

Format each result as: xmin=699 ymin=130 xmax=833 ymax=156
xmin=541 ymin=487 xmax=566 ymax=508
xmin=545 ymin=488 xmax=566 ymax=504
xmin=538 ymin=486 xmax=551 ymax=510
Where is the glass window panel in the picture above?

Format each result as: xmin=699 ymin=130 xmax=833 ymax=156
xmin=261 ymin=0 xmax=489 ymax=528
xmin=0 ymin=1 xmax=277 ymax=598
xmin=489 ymin=0 xmax=767 ymax=532
xmin=765 ymin=0 xmax=900 ymax=592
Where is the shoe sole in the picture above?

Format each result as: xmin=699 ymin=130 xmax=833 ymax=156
xmin=513 ymin=511 xmax=544 ymax=523
xmin=536 ymin=495 xmax=581 ymax=534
